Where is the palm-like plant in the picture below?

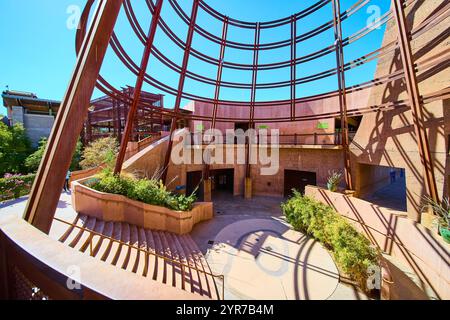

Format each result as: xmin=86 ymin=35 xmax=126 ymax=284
xmin=422 ymin=196 xmax=450 ymax=229
xmin=327 ymin=170 xmax=343 ymax=192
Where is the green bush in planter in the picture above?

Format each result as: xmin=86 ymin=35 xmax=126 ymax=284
xmin=422 ymin=196 xmax=450 ymax=244
xmin=281 ymin=190 xmax=379 ymax=291
xmin=87 ymin=169 xmax=197 ymax=212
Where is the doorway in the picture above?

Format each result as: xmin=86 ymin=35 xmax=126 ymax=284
xmin=235 ymin=122 xmax=250 ymax=132
xmin=186 ymin=171 xmax=204 ymax=201
xmin=284 ymin=170 xmax=317 ymax=197
xmin=211 ymin=169 xmax=234 ymax=195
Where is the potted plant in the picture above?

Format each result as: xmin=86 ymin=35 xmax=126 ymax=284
xmin=423 ymin=196 xmax=450 ymax=244
xmin=327 ymin=170 xmax=343 ymax=192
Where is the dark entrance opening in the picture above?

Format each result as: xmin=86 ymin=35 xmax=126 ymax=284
xmin=284 ymin=170 xmax=317 ymax=197
xmin=211 ymin=169 xmax=234 ymax=195
xmin=335 ymin=116 xmax=362 ymax=143
xmin=186 ymin=171 xmax=204 ymax=201
xmin=359 ymin=164 xmax=407 ymax=211
xmin=235 ymin=122 xmax=250 ymax=132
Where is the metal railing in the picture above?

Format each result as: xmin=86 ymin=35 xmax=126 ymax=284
xmin=53 ymin=217 xmax=225 ymax=300
xmin=187 ymin=132 xmax=357 ymax=146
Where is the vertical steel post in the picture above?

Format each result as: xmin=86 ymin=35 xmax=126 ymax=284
xmin=23 ymin=0 xmax=124 ymax=233
xmin=205 ymin=17 xmax=229 ymax=180
xmin=249 ymin=23 xmax=261 ymax=130
xmin=290 ymin=15 xmax=297 ymax=121
xmin=246 ymin=23 xmax=261 ymax=179
xmin=114 ymin=0 xmax=164 ymax=174
xmin=392 ymin=0 xmax=439 ymax=204
xmin=332 ymin=0 xmax=353 ymax=190
xmin=161 ymin=0 xmax=200 ymax=183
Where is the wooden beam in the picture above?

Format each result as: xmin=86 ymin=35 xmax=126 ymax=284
xmin=392 ymin=0 xmax=439 ymax=204
xmin=23 ymin=0 xmax=124 ymax=233
xmin=161 ymin=0 xmax=200 ymax=183
xmin=332 ymin=0 xmax=353 ymax=190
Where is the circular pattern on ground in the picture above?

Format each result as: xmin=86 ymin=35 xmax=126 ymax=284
xmin=206 ymin=218 xmax=339 ymax=300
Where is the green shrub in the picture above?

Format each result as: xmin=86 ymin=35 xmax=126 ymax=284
xmin=25 ymin=138 xmax=83 ymax=172
xmin=281 ymin=190 xmax=379 ymax=291
xmin=0 ymin=123 xmax=32 ymax=176
xmin=80 ymin=137 xmax=119 ymax=170
xmin=0 ymin=173 xmax=36 ymax=202
xmin=167 ymin=192 xmax=197 ymax=212
xmin=86 ymin=169 xmax=197 ymax=212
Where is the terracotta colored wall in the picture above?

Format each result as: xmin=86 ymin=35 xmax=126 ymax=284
xmin=306 ymin=186 xmax=450 ymax=300
xmin=189 ymin=87 xmax=373 ymax=135
xmin=350 ymin=0 xmax=450 ymax=221
xmin=165 ymin=136 xmax=344 ymax=197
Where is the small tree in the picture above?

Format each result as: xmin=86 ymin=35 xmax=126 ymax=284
xmin=80 ymin=137 xmax=119 ymax=170
xmin=25 ymin=138 xmax=83 ymax=172
xmin=0 ymin=123 xmax=32 ymax=175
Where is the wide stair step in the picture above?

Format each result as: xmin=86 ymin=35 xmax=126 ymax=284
xmin=55 ymin=214 xmax=221 ymax=299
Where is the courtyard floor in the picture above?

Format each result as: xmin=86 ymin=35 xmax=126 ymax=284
xmin=0 ymin=191 xmax=371 ymax=300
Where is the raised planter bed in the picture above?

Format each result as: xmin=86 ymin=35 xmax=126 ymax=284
xmin=71 ymin=179 xmax=213 ymax=235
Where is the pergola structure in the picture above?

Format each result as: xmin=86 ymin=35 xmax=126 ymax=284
xmin=84 ymin=87 xmax=166 ymax=144
xmin=23 ymin=0 xmax=447 ymax=233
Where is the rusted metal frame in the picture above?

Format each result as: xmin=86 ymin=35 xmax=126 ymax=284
xmin=111 ymin=97 xmax=118 ymax=138
xmin=332 ymin=0 xmax=353 ymax=190
xmin=170 ymin=0 xmax=329 ymax=48
xmin=109 ymin=25 xmax=392 ymax=103
xmin=161 ymin=0 xmax=200 ymax=183
xmin=249 ymin=23 xmax=261 ymax=129
xmin=205 ymin=17 xmax=229 ymax=180
xmin=109 ymin=10 xmax=398 ymax=107
xmin=114 ymin=0 xmax=164 ymax=175
xmin=290 ymin=16 xmax=297 ymax=121
xmin=116 ymin=94 xmax=123 ymax=142
xmin=392 ymin=0 xmax=439 ymax=203
xmin=160 ymin=0 xmax=367 ymax=54
xmin=23 ymin=0 xmax=124 ymax=234
xmin=245 ymin=23 xmax=261 ymax=179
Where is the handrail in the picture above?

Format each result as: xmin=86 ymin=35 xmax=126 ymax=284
xmin=187 ymin=132 xmax=358 ymax=146
xmin=137 ymin=132 xmax=162 ymax=150
xmin=53 ymin=217 xmax=225 ymax=300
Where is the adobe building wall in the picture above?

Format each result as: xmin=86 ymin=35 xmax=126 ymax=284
xmin=350 ymin=0 xmax=450 ymax=221
xmin=189 ymin=85 xmax=372 ymax=136
xmin=164 ymin=137 xmax=344 ymax=197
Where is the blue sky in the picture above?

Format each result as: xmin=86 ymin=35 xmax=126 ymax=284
xmin=0 ymin=0 xmax=390 ymax=115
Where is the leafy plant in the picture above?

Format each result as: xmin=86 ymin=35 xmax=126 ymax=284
xmin=422 ymin=196 xmax=450 ymax=229
xmin=25 ymin=138 xmax=83 ymax=172
xmin=166 ymin=189 xmax=198 ymax=212
xmin=327 ymin=170 xmax=343 ymax=192
xmin=281 ymin=191 xmax=379 ymax=291
xmin=0 ymin=123 xmax=32 ymax=175
xmin=87 ymin=169 xmax=197 ymax=212
xmin=80 ymin=137 xmax=119 ymax=170
xmin=0 ymin=173 xmax=36 ymax=202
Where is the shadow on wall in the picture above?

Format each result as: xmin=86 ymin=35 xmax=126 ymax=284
xmin=444 ymin=99 xmax=450 ymax=198
xmin=350 ymin=0 xmax=449 ymax=220
xmin=306 ymin=186 xmax=450 ymax=300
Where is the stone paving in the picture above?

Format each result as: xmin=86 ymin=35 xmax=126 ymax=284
xmin=1 ymin=191 xmax=371 ymax=300
xmin=363 ymin=175 xmax=407 ymax=212
xmin=191 ymin=192 xmax=371 ymax=300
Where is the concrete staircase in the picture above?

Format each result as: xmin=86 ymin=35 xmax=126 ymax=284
xmin=54 ymin=214 xmax=221 ymax=300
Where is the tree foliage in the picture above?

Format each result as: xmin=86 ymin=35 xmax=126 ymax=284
xmin=25 ymin=137 xmax=83 ymax=172
xmin=80 ymin=137 xmax=119 ymax=170
xmin=0 ymin=123 xmax=32 ymax=176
